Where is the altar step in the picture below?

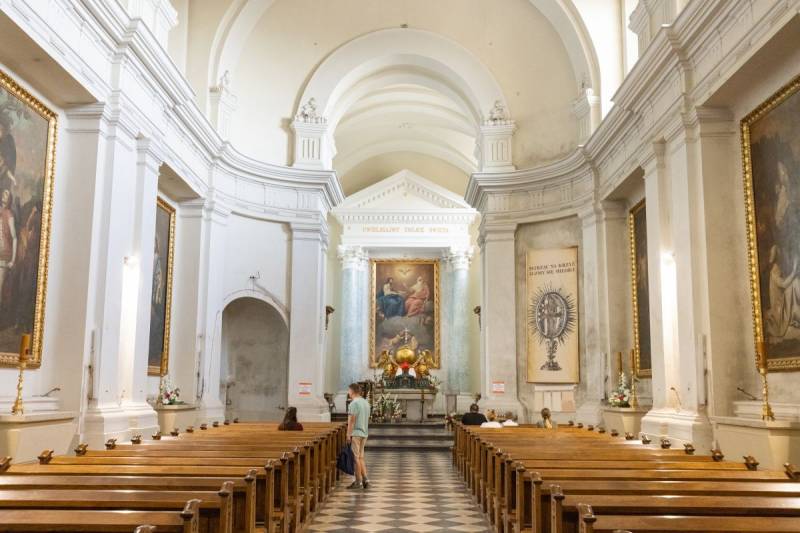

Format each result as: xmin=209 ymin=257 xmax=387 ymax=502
xmin=366 ymin=423 xmax=453 ymax=452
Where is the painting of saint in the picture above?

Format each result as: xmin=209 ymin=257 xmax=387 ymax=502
xmin=0 ymin=70 xmax=56 ymax=368
xmin=370 ymin=260 xmax=439 ymax=368
xmin=629 ymin=200 xmax=652 ymax=377
xmin=148 ymin=198 xmax=175 ymax=375
xmin=743 ymin=73 xmax=800 ymax=371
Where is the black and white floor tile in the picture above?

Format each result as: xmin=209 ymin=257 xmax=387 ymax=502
xmin=310 ymin=451 xmax=490 ymax=533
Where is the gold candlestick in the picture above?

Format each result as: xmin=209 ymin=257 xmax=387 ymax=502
xmin=756 ymin=340 xmax=774 ymax=421
xmin=629 ymin=349 xmax=639 ymax=408
xmin=11 ymin=334 xmax=31 ymax=416
xmin=616 ymin=351 xmax=624 ymax=385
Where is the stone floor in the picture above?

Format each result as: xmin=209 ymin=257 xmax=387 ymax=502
xmin=308 ymin=450 xmax=490 ymax=533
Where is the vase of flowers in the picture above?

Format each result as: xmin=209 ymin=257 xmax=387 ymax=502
xmin=158 ymin=376 xmax=184 ymax=406
xmin=609 ymin=372 xmax=631 ymax=408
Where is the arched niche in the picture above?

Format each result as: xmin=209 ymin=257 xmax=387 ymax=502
xmin=220 ymin=296 xmax=289 ymax=421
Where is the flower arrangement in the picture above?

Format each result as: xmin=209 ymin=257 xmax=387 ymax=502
xmin=427 ymin=375 xmax=442 ymax=391
xmin=158 ymin=375 xmax=183 ymax=406
xmin=609 ymin=371 xmax=631 ymax=408
xmin=372 ymin=391 xmax=402 ymax=421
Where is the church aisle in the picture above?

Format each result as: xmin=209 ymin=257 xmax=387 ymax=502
xmin=309 ymin=450 xmax=490 ymax=533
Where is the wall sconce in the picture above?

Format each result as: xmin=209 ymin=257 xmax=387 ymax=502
xmin=473 ymin=305 xmax=481 ymax=330
xmin=325 ymin=305 xmax=335 ymax=330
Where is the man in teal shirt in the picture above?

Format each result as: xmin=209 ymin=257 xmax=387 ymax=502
xmin=347 ymin=383 xmax=371 ymax=489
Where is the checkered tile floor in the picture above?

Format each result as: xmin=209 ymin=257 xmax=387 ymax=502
xmin=310 ymin=451 xmax=490 ymax=533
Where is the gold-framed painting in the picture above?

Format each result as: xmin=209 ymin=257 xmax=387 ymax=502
xmin=629 ymin=199 xmax=652 ymax=377
xmin=742 ymin=72 xmax=800 ymax=371
xmin=148 ymin=197 xmax=176 ymax=376
xmin=0 ymin=69 xmax=57 ymax=368
xmin=369 ymin=259 xmax=440 ymax=368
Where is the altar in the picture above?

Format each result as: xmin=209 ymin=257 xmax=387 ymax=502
xmin=375 ymin=387 xmax=437 ymax=422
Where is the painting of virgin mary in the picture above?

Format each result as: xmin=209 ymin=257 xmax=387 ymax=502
xmin=377 ymin=277 xmax=405 ymax=318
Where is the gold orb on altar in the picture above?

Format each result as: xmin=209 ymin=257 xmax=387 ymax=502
xmin=394 ymin=345 xmax=417 ymax=366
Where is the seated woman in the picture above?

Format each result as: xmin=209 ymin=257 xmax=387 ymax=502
xmin=480 ymin=409 xmax=503 ymax=428
xmin=278 ymin=406 xmax=304 ymax=431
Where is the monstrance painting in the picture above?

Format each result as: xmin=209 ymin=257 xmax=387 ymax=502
xmin=743 ymin=73 xmax=800 ymax=371
xmin=629 ymin=200 xmax=652 ymax=377
xmin=526 ymin=248 xmax=579 ymax=383
xmin=0 ymin=69 xmax=56 ymax=368
xmin=370 ymin=259 xmax=439 ymax=368
xmin=148 ymin=198 xmax=175 ymax=375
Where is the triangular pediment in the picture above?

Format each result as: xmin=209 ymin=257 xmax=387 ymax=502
xmin=335 ymin=169 xmax=473 ymax=212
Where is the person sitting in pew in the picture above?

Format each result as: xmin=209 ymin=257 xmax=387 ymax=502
xmin=480 ymin=409 xmax=503 ymax=428
xmin=461 ymin=403 xmax=488 ymax=426
xmin=502 ymin=411 xmax=519 ymax=427
xmin=278 ymin=406 xmax=304 ymax=431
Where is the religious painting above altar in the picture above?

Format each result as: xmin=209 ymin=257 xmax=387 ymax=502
xmin=370 ymin=259 xmax=440 ymax=368
xmin=742 ymin=72 xmax=800 ymax=371
xmin=526 ymin=248 xmax=579 ymax=383
xmin=629 ymin=200 xmax=652 ymax=377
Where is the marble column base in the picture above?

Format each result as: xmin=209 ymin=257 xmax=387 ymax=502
xmin=641 ymin=407 xmax=712 ymax=450
xmin=712 ymin=416 xmax=800 ymax=471
xmin=82 ymin=401 xmax=158 ymax=448
xmin=0 ymin=411 xmax=77 ymax=463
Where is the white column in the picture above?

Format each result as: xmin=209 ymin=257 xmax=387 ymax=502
xmin=80 ymin=109 xmax=158 ymax=445
xmin=289 ymin=221 xmax=331 ymax=421
xmin=337 ymin=245 xmax=369 ymax=389
xmin=125 ymin=137 xmax=162 ymax=421
xmin=446 ymin=247 xmax=473 ymax=394
xmin=196 ymin=197 xmax=230 ymax=423
xmin=479 ymin=222 xmax=525 ymax=418
xmin=574 ymin=201 xmax=631 ymax=424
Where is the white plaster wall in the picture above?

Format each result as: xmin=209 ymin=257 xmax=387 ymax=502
xmin=515 ymin=217 xmax=584 ymax=411
xmin=229 ymin=0 xmax=579 ymax=169
xmin=222 ymin=215 xmax=291 ymax=308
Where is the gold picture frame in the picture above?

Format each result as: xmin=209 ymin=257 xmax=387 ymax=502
xmin=369 ymin=259 xmax=440 ymax=369
xmin=742 ymin=72 xmax=800 ymax=371
xmin=148 ymin=197 xmax=176 ymax=376
xmin=629 ymin=199 xmax=652 ymax=378
xmin=0 ymin=69 xmax=57 ymax=368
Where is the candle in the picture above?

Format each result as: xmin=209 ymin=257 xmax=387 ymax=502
xmin=18 ymin=334 xmax=30 ymax=361
xmin=630 ymin=348 xmax=636 ymax=375
xmin=616 ymin=351 xmax=623 ymax=376
xmin=756 ymin=340 xmax=767 ymax=370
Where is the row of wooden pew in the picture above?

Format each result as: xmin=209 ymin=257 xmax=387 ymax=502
xmin=0 ymin=420 xmax=346 ymax=533
xmin=453 ymin=422 xmax=800 ymax=533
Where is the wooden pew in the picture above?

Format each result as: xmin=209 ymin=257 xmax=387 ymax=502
xmin=576 ymin=503 xmax=800 ymax=533
xmin=0 ymin=474 xmax=257 ymax=533
xmin=0 ymin=499 xmax=201 ymax=533
xmin=0 ymin=485 xmax=234 ymax=533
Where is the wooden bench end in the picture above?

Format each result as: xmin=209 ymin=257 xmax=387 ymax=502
xmin=0 ymin=456 xmax=10 ymax=472
xmin=105 ymin=438 xmax=117 ymax=450
xmin=711 ymin=448 xmax=724 ymax=461
xmin=784 ymin=463 xmax=799 ymax=480
xmin=74 ymin=443 xmax=88 ymax=456
xmin=744 ymin=455 xmax=759 ymax=470
xmin=131 ymin=434 xmax=142 ymax=444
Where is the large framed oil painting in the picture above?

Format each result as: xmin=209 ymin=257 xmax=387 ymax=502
xmin=629 ymin=199 xmax=652 ymax=377
xmin=148 ymin=197 xmax=175 ymax=376
xmin=0 ymin=69 xmax=57 ymax=368
xmin=526 ymin=247 xmax=579 ymax=383
xmin=742 ymin=73 xmax=800 ymax=371
xmin=370 ymin=259 xmax=440 ymax=368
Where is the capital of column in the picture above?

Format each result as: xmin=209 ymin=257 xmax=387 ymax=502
xmin=477 ymin=221 xmax=517 ymax=248
xmin=337 ymin=245 xmax=369 ymax=271
xmin=444 ymin=246 xmax=474 ymax=271
xmin=638 ymin=139 xmax=666 ymax=177
xmin=136 ymin=136 xmax=164 ymax=176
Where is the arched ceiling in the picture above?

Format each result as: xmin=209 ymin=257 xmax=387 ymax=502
xmin=193 ymin=0 xmax=598 ymax=194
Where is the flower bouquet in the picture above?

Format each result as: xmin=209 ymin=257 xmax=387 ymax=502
xmin=158 ymin=376 xmax=184 ymax=406
xmin=609 ymin=371 xmax=631 ymax=408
